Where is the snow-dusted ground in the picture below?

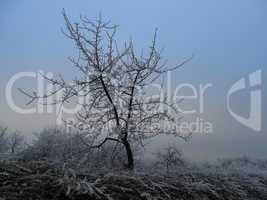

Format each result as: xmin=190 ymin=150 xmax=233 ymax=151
xmin=1 ymin=158 xmax=267 ymax=200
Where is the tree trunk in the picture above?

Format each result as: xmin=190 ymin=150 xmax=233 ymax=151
xmin=123 ymin=139 xmax=134 ymax=170
xmin=11 ymin=146 xmax=15 ymax=154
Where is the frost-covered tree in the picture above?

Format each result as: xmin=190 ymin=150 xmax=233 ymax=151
xmin=9 ymin=131 xmax=25 ymax=154
xmin=21 ymin=10 xmax=192 ymax=170
xmin=0 ymin=126 xmax=8 ymax=153
xmin=21 ymin=128 xmax=81 ymax=161
xmin=0 ymin=127 xmax=25 ymax=154
xmin=156 ymin=144 xmax=186 ymax=174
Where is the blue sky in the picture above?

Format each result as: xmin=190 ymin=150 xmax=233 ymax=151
xmin=0 ymin=0 xmax=266 ymax=160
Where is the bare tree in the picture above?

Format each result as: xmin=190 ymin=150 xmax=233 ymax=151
xmin=0 ymin=126 xmax=7 ymax=140
xmin=21 ymin=10 xmax=192 ymax=170
xmin=156 ymin=144 xmax=186 ymax=174
xmin=0 ymin=126 xmax=8 ymax=153
xmin=9 ymin=131 xmax=25 ymax=154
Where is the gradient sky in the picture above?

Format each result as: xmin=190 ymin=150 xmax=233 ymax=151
xmin=0 ymin=0 xmax=266 ymax=161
